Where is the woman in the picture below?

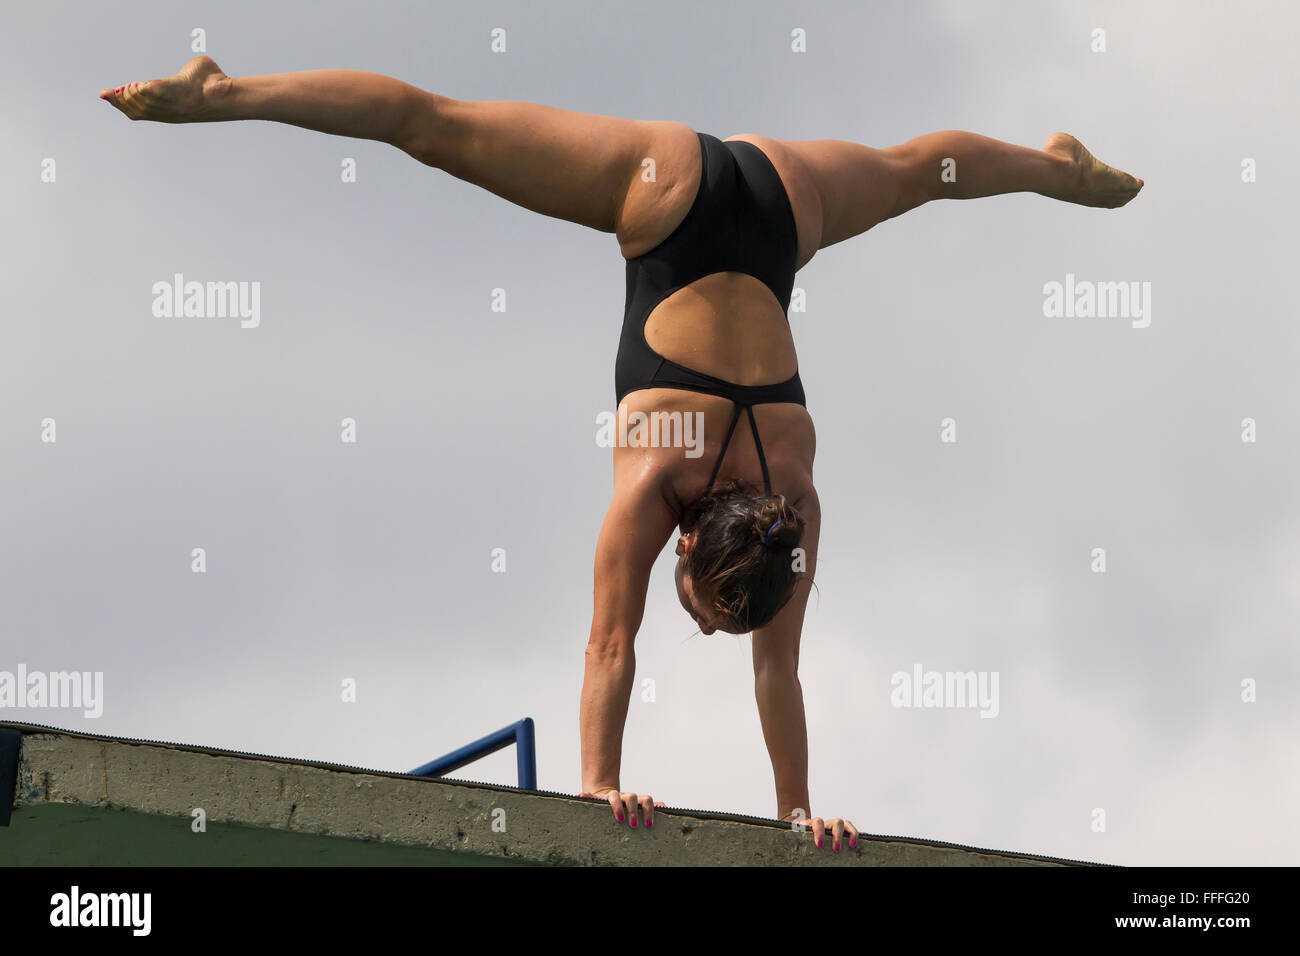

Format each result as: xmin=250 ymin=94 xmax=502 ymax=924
xmin=101 ymin=57 xmax=1142 ymax=853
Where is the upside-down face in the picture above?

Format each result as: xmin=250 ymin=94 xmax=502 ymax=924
xmin=674 ymin=533 xmax=720 ymax=635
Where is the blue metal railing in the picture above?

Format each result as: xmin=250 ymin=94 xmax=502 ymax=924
xmin=409 ymin=717 xmax=536 ymax=790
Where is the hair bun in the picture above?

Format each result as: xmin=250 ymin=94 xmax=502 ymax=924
xmin=758 ymin=496 xmax=803 ymax=550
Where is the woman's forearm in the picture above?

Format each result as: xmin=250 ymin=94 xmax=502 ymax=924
xmin=754 ymin=666 xmax=811 ymax=819
xmin=201 ymin=69 xmax=429 ymax=147
xmin=580 ymin=643 xmax=636 ymax=793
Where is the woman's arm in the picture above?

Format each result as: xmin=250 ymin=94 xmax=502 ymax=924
xmin=751 ymin=491 xmax=819 ymax=819
xmin=751 ymin=490 xmax=858 ymax=851
xmin=581 ymin=467 xmax=679 ymax=827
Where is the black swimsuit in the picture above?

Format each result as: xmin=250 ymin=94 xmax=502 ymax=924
xmin=615 ymin=131 xmax=805 ymax=496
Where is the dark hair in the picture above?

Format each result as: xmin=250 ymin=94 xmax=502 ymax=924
xmin=679 ymin=479 xmax=806 ymax=633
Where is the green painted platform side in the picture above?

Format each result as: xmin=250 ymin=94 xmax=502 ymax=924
xmin=0 ymin=803 xmax=539 ymax=867
xmin=1 ymin=723 xmax=1093 ymax=867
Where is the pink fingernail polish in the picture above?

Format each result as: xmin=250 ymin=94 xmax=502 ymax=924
xmin=835 ymin=844 xmax=840 ymax=853
xmin=647 ymin=820 xmax=653 ymax=828
xmin=851 ymin=839 xmax=857 ymax=848
xmin=630 ymin=819 xmax=637 ymax=827
xmin=816 ymin=839 xmax=823 ymax=848
xmin=617 ymin=813 xmax=624 ymax=821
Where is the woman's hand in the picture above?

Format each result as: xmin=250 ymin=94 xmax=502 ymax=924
xmin=783 ymin=812 xmax=860 ymax=852
xmin=580 ymin=788 xmax=665 ymax=829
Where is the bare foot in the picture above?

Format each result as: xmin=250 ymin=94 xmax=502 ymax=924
xmin=1043 ymin=132 xmax=1144 ymax=208
xmin=98 ymin=55 xmax=229 ymax=123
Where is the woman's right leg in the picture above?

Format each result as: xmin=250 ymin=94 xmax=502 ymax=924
xmin=101 ymin=56 xmax=689 ymax=239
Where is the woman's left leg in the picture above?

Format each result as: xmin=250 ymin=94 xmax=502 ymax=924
xmin=768 ymin=130 xmax=1144 ymax=253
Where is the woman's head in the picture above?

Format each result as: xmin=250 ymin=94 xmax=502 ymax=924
xmin=674 ymin=479 xmax=806 ymax=634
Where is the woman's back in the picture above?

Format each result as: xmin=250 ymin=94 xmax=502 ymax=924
xmin=613 ymin=126 xmax=820 ymax=511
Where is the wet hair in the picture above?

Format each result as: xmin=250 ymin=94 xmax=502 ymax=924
xmin=679 ymin=478 xmax=807 ymax=633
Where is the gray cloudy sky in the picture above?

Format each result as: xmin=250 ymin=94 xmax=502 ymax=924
xmin=2 ymin=0 xmax=1296 ymax=865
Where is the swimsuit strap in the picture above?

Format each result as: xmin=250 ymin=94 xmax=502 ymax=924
xmin=706 ymin=402 xmax=773 ymax=497
xmin=746 ymin=405 xmax=773 ymax=496
xmin=707 ymin=403 xmax=745 ymax=490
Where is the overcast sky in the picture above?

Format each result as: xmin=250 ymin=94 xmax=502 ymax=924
xmin=2 ymin=0 xmax=1296 ymax=865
